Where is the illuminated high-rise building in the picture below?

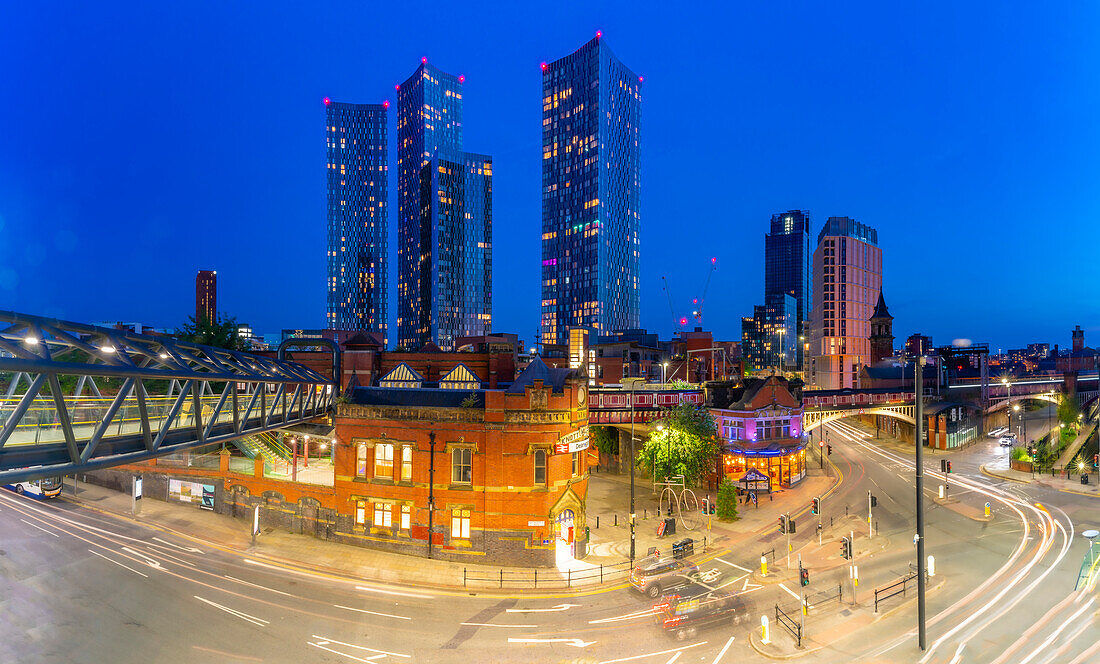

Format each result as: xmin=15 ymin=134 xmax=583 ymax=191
xmin=196 ymin=270 xmax=216 ymax=323
xmin=765 ymin=210 xmax=812 ymax=367
xmin=540 ymin=34 xmax=641 ymax=346
xmin=325 ymin=99 xmax=388 ymax=342
xmin=809 ymin=217 xmax=882 ymax=389
xmin=396 ymin=60 xmax=492 ymax=350
xmin=417 ymin=151 xmax=493 ymax=350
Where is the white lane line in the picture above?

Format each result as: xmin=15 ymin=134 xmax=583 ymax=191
xmin=334 ymin=604 xmax=411 ymax=620
xmin=461 ymin=622 xmax=537 ymax=628
xmin=597 ymin=641 xmax=708 ymax=664
xmin=310 ymin=635 xmax=411 ymax=659
xmin=224 ymin=575 xmax=295 ymax=597
xmin=778 ymin=583 xmax=801 ymax=601
xmin=588 ymin=607 xmax=658 ymax=624
xmin=508 ymin=637 xmax=595 ymax=647
xmin=507 ymin=603 xmax=581 ymax=613
xmin=194 ymin=596 xmax=270 ymax=627
xmin=714 ymin=558 xmax=751 ymax=573
xmin=144 ymin=547 xmax=198 ymax=569
xmin=88 ymin=549 xmax=148 ymax=578
xmin=711 ymin=636 xmax=736 ymax=663
xmin=355 ymin=584 xmax=434 ymax=599
xmin=1016 ymin=597 xmax=1096 ymax=664
xmin=121 ymin=546 xmax=164 ymax=570
xmin=21 ymin=518 xmax=59 ymax=537
xmin=307 ymin=641 xmax=385 ymax=662
xmin=151 ymin=536 xmax=204 ymax=554
xmin=664 ymin=653 xmax=682 ymax=664
xmin=948 ymin=644 xmax=965 ymax=664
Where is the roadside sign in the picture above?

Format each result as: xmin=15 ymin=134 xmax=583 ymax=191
xmin=555 ymin=426 xmax=590 ymax=454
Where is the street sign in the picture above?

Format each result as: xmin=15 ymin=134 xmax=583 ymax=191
xmin=555 ymin=426 xmax=590 ymax=454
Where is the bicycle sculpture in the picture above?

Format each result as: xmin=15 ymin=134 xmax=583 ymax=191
xmin=658 ymin=475 xmax=701 ymax=530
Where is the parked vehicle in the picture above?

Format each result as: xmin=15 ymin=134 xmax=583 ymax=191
xmin=4 ymin=476 xmax=63 ymax=499
xmin=629 ymin=557 xmax=700 ymax=598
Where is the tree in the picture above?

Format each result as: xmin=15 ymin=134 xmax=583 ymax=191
xmin=636 ymin=402 xmax=719 ymax=486
xmin=591 ymin=425 xmax=619 ymax=456
xmin=1058 ymin=396 xmax=1081 ymax=429
xmin=177 ymin=313 xmax=243 ymax=351
xmin=716 ymin=478 xmax=739 ymax=522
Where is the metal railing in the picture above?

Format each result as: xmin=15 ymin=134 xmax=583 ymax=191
xmin=774 ymin=603 xmax=802 ymax=647
xmin=462 ymin=560 xmax=633 ymax=589
xmin=874 ymin=571 xmax=925 ymax=612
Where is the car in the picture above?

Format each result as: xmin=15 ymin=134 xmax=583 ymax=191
xmin=999 ymin=434 xmax=1017 ymax=447
xmin=653 ymin=586 xmax=750 ymax=641
xmin=629 ymin=557 xmax=700 ymax=598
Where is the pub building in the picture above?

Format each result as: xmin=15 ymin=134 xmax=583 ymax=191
xmin=708 ymin=376 xmax=807 ymax=491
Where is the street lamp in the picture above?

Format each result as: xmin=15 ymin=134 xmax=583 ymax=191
xmin=1013 ymin=404 xmax=1021 ymax=440
xmin=656 ymin=422 xmax=667 ymax=483
xmin=662 ymin=362 xmax=668 ymax=385
xmin=629 ymin=382 xmax=637 ymax=564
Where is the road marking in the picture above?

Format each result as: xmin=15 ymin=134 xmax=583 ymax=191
xmin=508 ymin=637 xmax=595 ymax=648
xmin=713 ymin=558 xmax=751 ymax=573
xmin=224 ymin=575 xmax=295 ymax=597
xmin=460 ymin=622 xmax=537 ymax=628
xmin=194 ymin=596 xmax=269 ymax=627
xmin=121 ymin=546 xmax=164 ymax=570
xmin=355 ymin=584 xmax=434 ymax=599
xmin=144 ymin=547 xmax=198 ymax=569
xmin=778 ymin=583 xmax=801 ymax=601
xmin=151 ymin=536 xmax=203 ymax=553
xmin=310 ymin=635 xmax=411 ymax=658
xmin=664 ymin=653 xmax=682 ymax=664
xmin=307 ymin=641 xmax=385 ymax=662
xmin=21 ymin=518 xmax=59 ymax=537
xmin=334 ymin=604 xmax=411 ymax=620
xmin=191 ymin=645 xmax=263 ymax=661
xmin=88 ymin=549 xmax=148 ymax=578
xmin=1016 ymin=597 xmax=1095 ymax=664
xmin=588 ymin=607 xmax=658 ymax=624
xmin=597 ymin=641 xmax=708 ymax=664
xmin=711 ymin=636 xmax=736 ymax=663
xmin=948 ymin=644 xmax=965 ymax=664
xmin=506 ymin=603 xmax=581 ymax=613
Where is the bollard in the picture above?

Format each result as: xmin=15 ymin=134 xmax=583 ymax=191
xmin=984 ymin=501 xmax=991 ymax=517
xmin=596 ymin=516 xmax=600 ymax=529
xmin=760 ymin=555 xmax=768 ymax=577
xmin=534 ymin=569 xmax=538 ymax=587
xmin=938 ymin=484 xmax=945 ymax=499
xmin=761 ymin=615 xmax=771 ymax=644
xmin=614 ymin=514 xmax=618 ymax=527
xmin=644 ymin=508 xmax=648 ymax=520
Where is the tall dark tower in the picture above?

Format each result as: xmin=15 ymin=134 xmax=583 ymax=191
xmin=869 ymin=292 xmax=894 ymax=365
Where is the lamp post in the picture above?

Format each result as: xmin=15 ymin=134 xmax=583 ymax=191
xmin=1013 ymin=404 xmax=1021 ymax=441
xmin=629 ymin=382 xmax=637 ymax=564
xmin=662 ymin=362 xmax=668 ymax=385
xmin=427 ymin=431 xmax=436 ymax=559
xmin=1001 ymin=378 xmax=1011 ymax=428
xmin=915 ymin=357 xmax=928 ymax=651
xmin=656 ymin=423 xmax=667 ymax=483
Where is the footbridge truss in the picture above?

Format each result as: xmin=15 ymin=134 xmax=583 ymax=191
xmin=803 ymin=403 xmax=916 ymax=432
xmin=0 ymin=312 xmax=333 ymax=483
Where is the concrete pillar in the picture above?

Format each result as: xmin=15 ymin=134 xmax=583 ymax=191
xmin=220 ymin=448 xmax=230 ymax=473
xmin=254 ymin=456 xmax=264 ymax=478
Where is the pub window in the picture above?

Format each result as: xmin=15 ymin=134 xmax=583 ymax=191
xmin=572 ymin=451 xmax=578 ymax=476
xmin=374 ymin=502 xmax=392 ymax=527
xmin=400 ymin=504 xmax=412 ymax=530
xmin=356 ymin=444 xmax=368 ymax=477
xmin=452 ymin=448 xmax=472 ymax=484
xmin=374 ymin=443 xmax=394 ymax=478
xmin=451 ymin=508 xmax=471 ymax=538
xmin=534 ymin=449 xmax=547 ymax=485
xmin=355 ymin=500 xmax=367 ymax=526
xmin=401 ymin=445 xmax=413 ymax=481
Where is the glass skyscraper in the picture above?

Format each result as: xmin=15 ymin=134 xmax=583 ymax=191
xmin=540 ymin=35 xmax=641 ymax=347
xmin=418 ymin=151 xmax=492 ymax=350
xmin=810 ymin=216 xmax=882 ymax=389
xmin=764 ymin=210 xmax=811 ymax=367
xmin=396 ymin=60 xmax=491 ymax=350
xmin=325 ymin=100 xmax=388 ymax=343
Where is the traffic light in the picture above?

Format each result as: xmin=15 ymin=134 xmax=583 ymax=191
xmin=940 ymin=459 xmax=947 ymax=473
xmin=811 ymin=497 xmax=820 ymax=515
xmin=870 ymin=494 xmax=878 ymax=508
xmin=799 ymin=566 xmax=810 ymax=587
xmin=1094 ymin=453 xmax=1098 ymax=468
xmin=840 ymin=536 xmax=852 ymax=560
xmin=1028 ymin=445 xmax=1035 ymax=457
xmin=946 ymin=461 xmax=952 ymax=474
xmin=827 ymin=444 xmax=833 ymax=456
xmin=789 ymin=518 xmax=796 ymax=534
xmin=779 ymin=515 xmax=787 ymax=534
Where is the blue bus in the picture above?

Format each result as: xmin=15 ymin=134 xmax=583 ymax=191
xmin=4 ymin=476 xmax=63 ymax=499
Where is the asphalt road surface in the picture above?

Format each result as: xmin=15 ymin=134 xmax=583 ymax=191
xmin=1 ymin=416 xmax=1097 ymax=663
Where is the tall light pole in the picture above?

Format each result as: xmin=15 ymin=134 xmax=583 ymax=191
xmin=662 ymin=361 xmax=668 ymax=385
xmin=656 ymin=422 xmax=667 ymax=483
xmin=915 ymin=358 xmax=927 ymax=650
xmin=1001 ymin=378 xmax=1012 ymax=429
xmin=1013 ymin=403 xmax=1021 ymax=441
xmin=629 ymin=382 xmax=637 ymax=564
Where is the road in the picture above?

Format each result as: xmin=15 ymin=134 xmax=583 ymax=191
xmin=0 ymin=413 xmax=1097 ymax=663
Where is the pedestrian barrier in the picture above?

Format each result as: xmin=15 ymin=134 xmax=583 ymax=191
xmin=874 ymin=571 xmax=926 ymax=612
xmin=774 ymin=603 xmax=802 ymax=647
xmin=461 ymin=560 xmax=634 ymax=589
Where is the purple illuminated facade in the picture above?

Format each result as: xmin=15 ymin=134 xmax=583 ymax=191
xmin=708 ymin=376 xmax=806 ymax=489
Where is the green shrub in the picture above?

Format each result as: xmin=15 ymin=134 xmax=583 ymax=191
xmin=717 ymin=479 xmax=739 ymax=522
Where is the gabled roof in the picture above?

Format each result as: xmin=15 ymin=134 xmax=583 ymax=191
xmin=417 ymin=341 xmax=443 ymax=353
xmin=378 ymin=362 xmax=424 ymax=387
xmin=438 ymin=363 xmax=482 ymax=389
xmin=713 ymin=376 xmax=799 ymax=411
xmin=344 ymin=331 xmax=384 ymax=348
xmin=506 ymin=356 xmax=577 ymax=394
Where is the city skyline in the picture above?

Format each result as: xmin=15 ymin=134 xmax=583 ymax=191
xmin=3 ymin=4 xmax=1099 ymax=350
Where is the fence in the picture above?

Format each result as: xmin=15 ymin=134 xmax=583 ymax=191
xmin=803 ymin=584 xmax=844 ymax=611
xmin=874 ymin=571 xmax=926 ymax=612
xmin=774 ymin=604 xmax=802 ymax=647
xmin=462 ymin=560 xmax=634 ymax=589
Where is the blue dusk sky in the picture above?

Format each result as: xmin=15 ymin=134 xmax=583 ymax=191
xmin=2 ymin=2 xmax=1098 ymax=352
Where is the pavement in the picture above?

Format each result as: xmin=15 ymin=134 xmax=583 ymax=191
xmin=64 ymin=460 xmax=841 ymax=595
xmin=979 ymin=463 xmax=1100 ymax=496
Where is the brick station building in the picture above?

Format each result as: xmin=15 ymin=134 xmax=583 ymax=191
xmin=333 ymin=357 xmax=591 ymax=565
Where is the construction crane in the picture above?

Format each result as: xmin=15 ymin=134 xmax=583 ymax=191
xmin=662 ymin=276 xmax=688 ymax=330
xmin=692 ymin=257 xmax=718 ymax=326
